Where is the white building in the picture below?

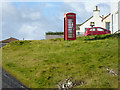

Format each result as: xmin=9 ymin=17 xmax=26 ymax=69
xmin=118 ymin=1 xmax=120 ymax=31
xmin=77 ymin=6 xmax=112 ymax=35
xmin=111 ymin=2 xmax=119 ymax=33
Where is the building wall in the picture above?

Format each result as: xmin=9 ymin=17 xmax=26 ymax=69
xmin=46 ymin=35 xmax=82 ymax=40
xmin=118 ymin=1 xmax=120 ymax=30
xmin=81 ymin=17 xmax=102 ymax=33
xmin=112 ymin=13 xmax=118 ymax=33
xmin=111 ymin=2 xmax=118 ymax=33
xmin=46 ymin=35 xmax=64 ymax=39
xmin=102 ymin=15 xmax=111 ymax=31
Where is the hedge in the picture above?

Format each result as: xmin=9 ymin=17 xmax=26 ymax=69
xmin=46 ymin=32 xmax=64 ymax=35
xmin=84 ymin=33 xmax=120 ymax=40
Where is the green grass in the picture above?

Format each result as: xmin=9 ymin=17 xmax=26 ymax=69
xmin=2 ymin=34 xmax=118 ymax=88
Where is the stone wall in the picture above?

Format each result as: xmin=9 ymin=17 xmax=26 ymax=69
xmin=46 ymin=35 xmax=64 ymax=40
xmin=46 ymin=35 xmax=83 ymax=40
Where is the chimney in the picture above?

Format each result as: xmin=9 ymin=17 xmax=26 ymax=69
xmin=95 ymin=6 xmax=98 ymax=11
xmin=23 ymin=38 xmax=24 ymax=41
xmin=93 ymin=6 xmax=100 ymax=17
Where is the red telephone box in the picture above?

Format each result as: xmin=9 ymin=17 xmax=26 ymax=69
xmin=64 ymin=12 xmax=76 ymax=40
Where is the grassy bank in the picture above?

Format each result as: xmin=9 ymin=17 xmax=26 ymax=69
xmin=2 ymin=34 xmax=118 ymax=88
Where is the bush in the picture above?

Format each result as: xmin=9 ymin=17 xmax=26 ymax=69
xmin=84 ymin=33 xmax=120 ymax=41
xmin=46 ymin=32 xmax=64 ymax=35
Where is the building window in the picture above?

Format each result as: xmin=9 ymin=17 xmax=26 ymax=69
xmin=77 ymin=32 xmax=80 ymax=35
xmin=106 ymin=22 xmax=110 ymax=30
xmin=85 ymin=28 xmax=88 ymax=33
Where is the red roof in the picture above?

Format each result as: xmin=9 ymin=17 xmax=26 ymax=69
xmin=0 ymin=37 xmax=19 ymax=43
xmin=102 ymin=13 xmax=111 ymax=22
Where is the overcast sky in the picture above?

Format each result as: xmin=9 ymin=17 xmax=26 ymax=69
xmin=0 ymin=0 xmax=118 ymax=40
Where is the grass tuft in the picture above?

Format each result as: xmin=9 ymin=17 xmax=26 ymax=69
xmin=2 ymin=34 xmax=118 ymax=88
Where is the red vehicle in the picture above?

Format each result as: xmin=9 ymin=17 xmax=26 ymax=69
xmin=85 ymin=27 xmax=111 ymax=36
